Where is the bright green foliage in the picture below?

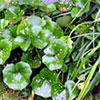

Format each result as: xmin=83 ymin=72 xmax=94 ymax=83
xmin=5 ymin=6 xmax=24 ymax=23
xmin=21 ymin=52 xmax=41 ymax=68
xmin=31 ymin=69 xmax=78 ymax=99
xmin=65 ymin=80 xmax=79 ymax=100
xmin=71 ymin=0 xmax=90 ymax=17
xmin=31 ymin=68 xmax=60 ymax=98
xmin=61 ymin=36 xmax=73 ymax=56
xmin=31 ymin=29 xmax=52 ymax=49
xmin=44 ymin=39 xmax=68 ymax=58
xmin=27 ymin=15 xmax=43 ymax=26
xmin=71 ymin=7 xmax=81 ymax=18
xmin=72 ymin=0 xmax=88 ymax=8
xmin=0 ymin=39 xmax=12 ymax=65
xmin=0 ymin=0 xmax=99 ymax=100
xmin=17 ymin=20 xmax=31 ymax=35
xmin=14 ymin=36 xmax=31 ymax=51
xmin=0 ymin=0 xmax=9 ymax=4
xmin=46 ymin=4 xmax=56 ymax=12
xmin=51 ymin=83 xmax=67 ymax=100
xmin=0 ymin=19 xmax=9 ymax=32
xmin=42 ymin=55 xmax=63 ymax=71
xmin=3 ymin=61 xmax=32 ymax=90
xmin=44 ymin=19 xmax=64 ymax=38
xmin=43 ymin=37 xmax=72 ymax=70
xmin=16 ymin=15 xmax=64 ymax=49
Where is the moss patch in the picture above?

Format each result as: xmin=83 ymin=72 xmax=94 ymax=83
xmin=0 ymin=81 xmax=19 ymax=100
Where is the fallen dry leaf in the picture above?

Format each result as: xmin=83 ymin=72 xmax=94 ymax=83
xmin=28 ymin=91 xmax=34 ymax=100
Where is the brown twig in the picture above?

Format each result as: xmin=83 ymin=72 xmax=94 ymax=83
xmin=61 ymin=72 xmax=64 ymax=84
xmin=28 ymin=91 xmax=35 ymax=100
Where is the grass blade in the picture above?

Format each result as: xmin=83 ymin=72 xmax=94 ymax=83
xmin=77 ymin=56 xmax=100 ymax=100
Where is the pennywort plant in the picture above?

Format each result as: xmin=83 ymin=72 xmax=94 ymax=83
xmin=0 ymin=0 xmax=100 ymax=100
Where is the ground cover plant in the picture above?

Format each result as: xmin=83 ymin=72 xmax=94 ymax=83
xmin=0 ymin=0 xmax=100 ymax=100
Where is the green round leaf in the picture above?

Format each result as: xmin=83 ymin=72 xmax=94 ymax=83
xmin=42 ymin=55 xmax=63 ymax=71
xmin=61 ymin=36 xmax=73 ymax=56
xmin=44 ymin=19 xmax=64 ymax=38
xmin=14 ymin=36 xmax=31 ymax=51
xmin=46 ymin=4 xmax=56 ymax=12
xmin=0 ymin=19 xmax=9 ymax=32
xmin=65 ymin=80 xmax=79 ymax=100
xmin=2 ymin=29 xmax=13 ymax=41
xmin=31 ymin=68 xmax=60 ymax=98
xmin=32 ymin=79 xmax=51 ymax=98
xmin=39 ymin=68 xmax=60 ymax=84
xmin=17 ymin=20 xmax=31 ymax=35
xmin=44 ymin=38 xmax=69 ymax=60
xmin=5 ymin=6 xmax=24 ymax=23
xmin=31 ymin=29 xmax=52 ymax=49
xmin=71 ymin=7 xmax=80 ymax=18
xmin=0 ymin=39 xmax=12 ymax=65
xmin=30 ymin=25 xmax=42 ymax=36
xmin=3 ymin=61 xmax=32 ymax=90
xmin=27 ymin=15 xmax=43 ymax=26
xmin=21 ymin=52 xmax=41 ymax=69
xmin=52 ymin=90 xmax=67 ymax=100
xmin=56 ymin=16 xmax=72 ymax=27
xmin=32 ymin=55 xmax=41 ymax=68
xmin=51 ymin=83 xmax=67 ymax=100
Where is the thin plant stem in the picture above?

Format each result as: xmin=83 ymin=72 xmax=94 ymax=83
xmin=72 ymin=44 xmax=100 ymax=80
xmin=77 ymin=55 xmax=100 ymax=100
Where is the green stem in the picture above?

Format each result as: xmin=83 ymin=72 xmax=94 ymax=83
xmin=72 ymin=44 xmax=100 ymax=80
xmin=69 ymin=21 xmax=93 ymax=36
